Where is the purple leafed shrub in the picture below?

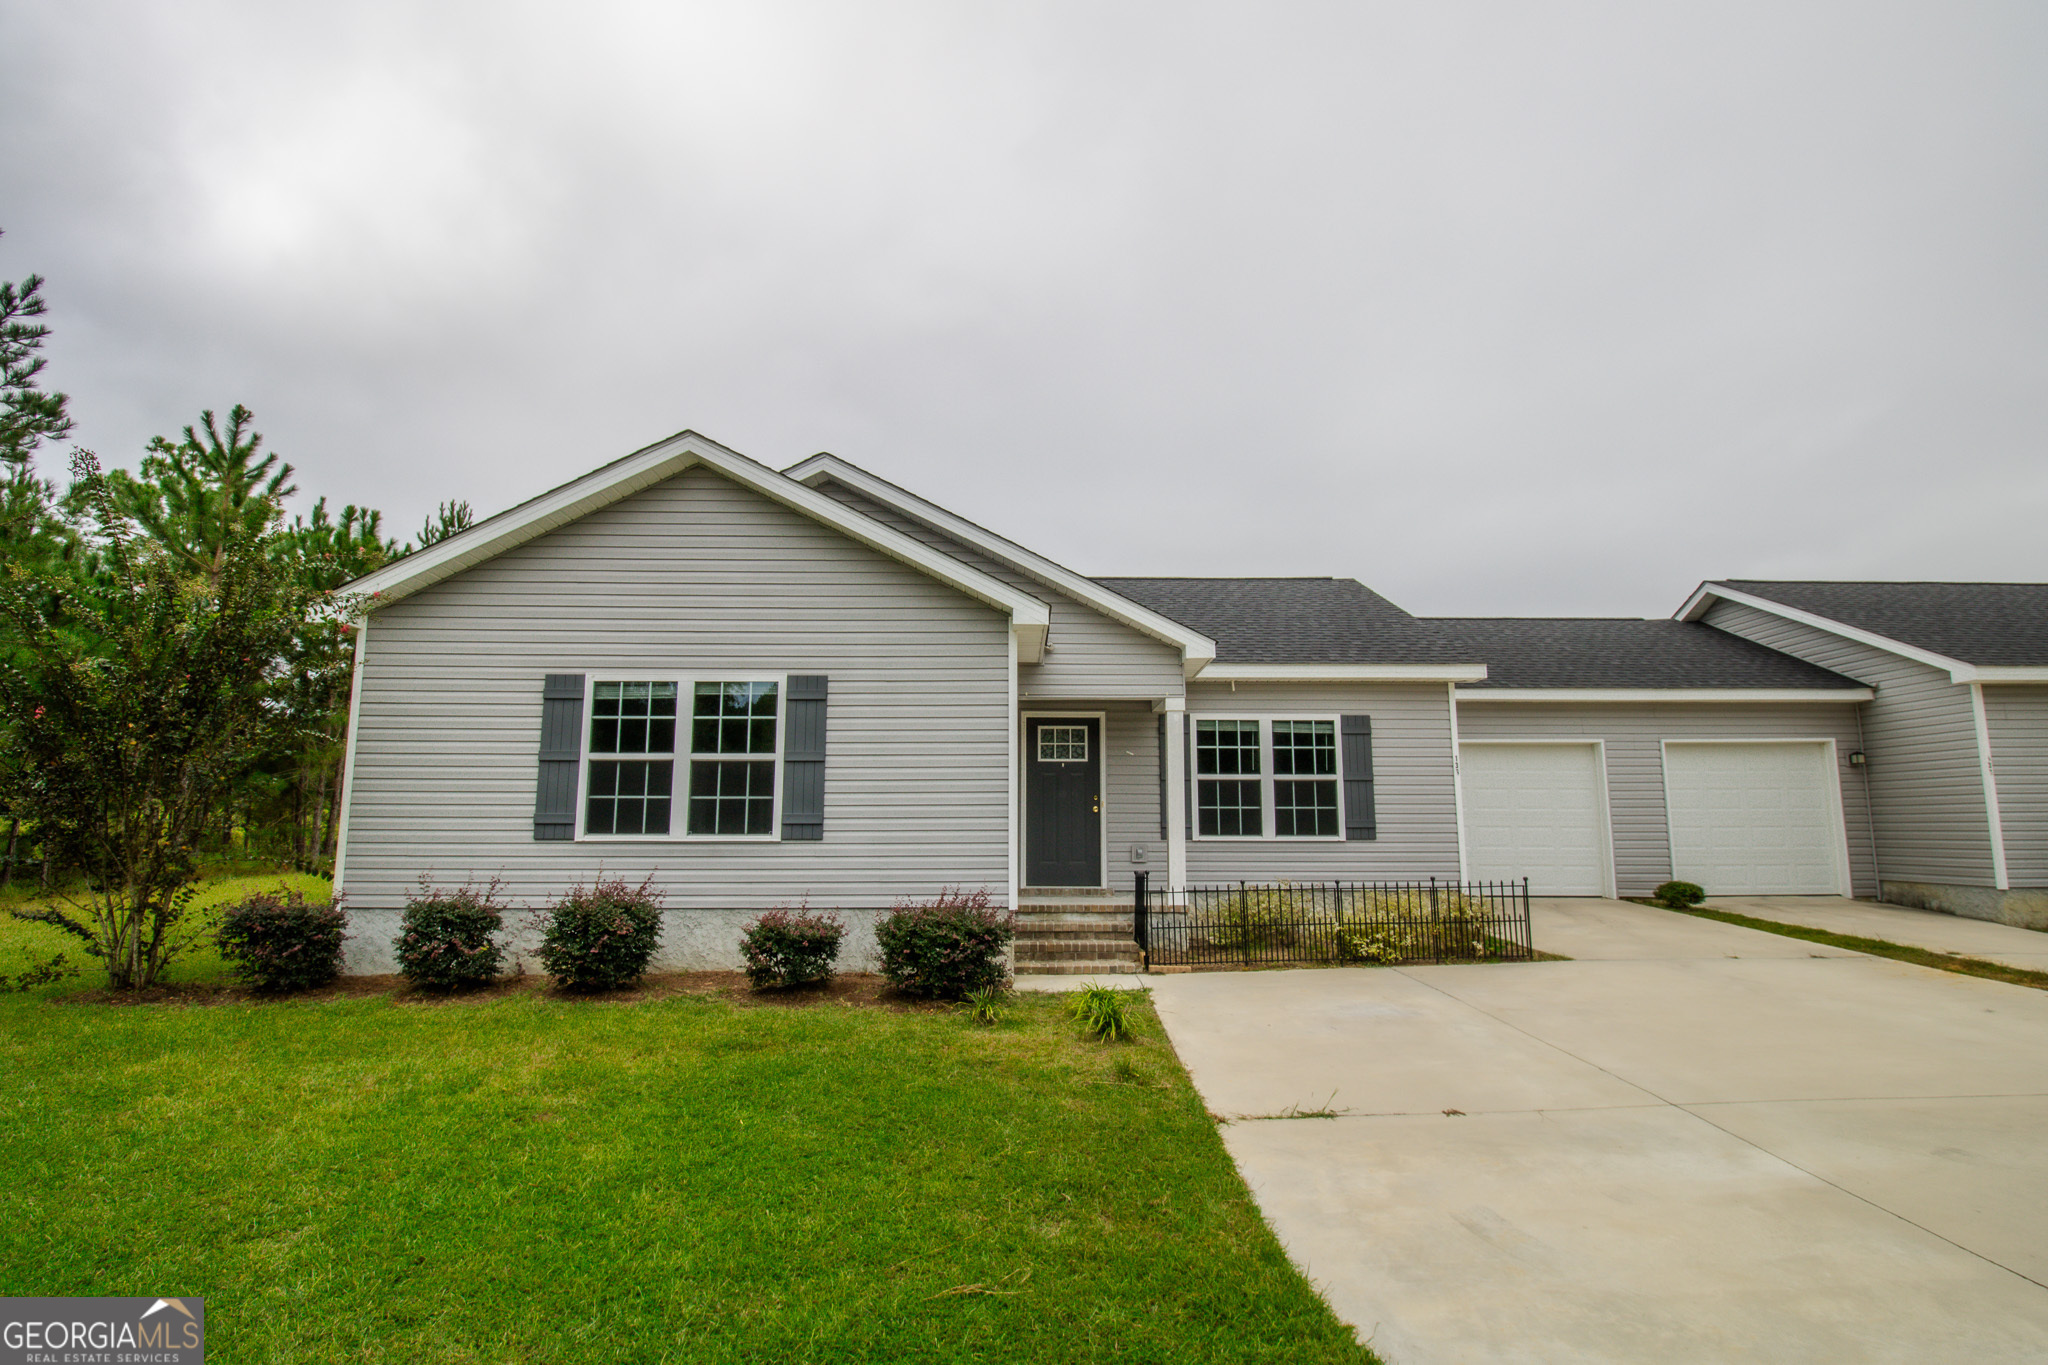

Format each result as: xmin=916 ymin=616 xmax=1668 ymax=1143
xmin=874 ymin=887 xmax=1012 ymax=1000
xmin=395 ymin=877 xmax=507 ymax=990
xmin=215 ymin=889 xmax=347 ymax=993
xmin=534 ymin=876 xmax=665 ymax=991
xmin=740 ymin=905 xmax=846 ymax=989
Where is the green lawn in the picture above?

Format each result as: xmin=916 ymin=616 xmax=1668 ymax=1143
xmin=0 ymin=888 xmax=1374 ymax=1363
xmin=0 ymin=866 xmax=333 ymax=988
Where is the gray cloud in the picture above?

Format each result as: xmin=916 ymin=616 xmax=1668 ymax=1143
xmin=3 ymin=0 xmax=2043 ymax=613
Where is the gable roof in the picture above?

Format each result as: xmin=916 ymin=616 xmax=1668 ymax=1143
xmin=784 ymin=453 xmax=1218 ymax=678
xmin=1429 ymin=617 xmax=1869 ymax=698
xmin=1678 ymin=580 xmax=2048 ymax=682
xmin=345 ymin=431 xmax=1051 ymax=660
xmin=1097 ymin=577 xmax=1486 ymax=680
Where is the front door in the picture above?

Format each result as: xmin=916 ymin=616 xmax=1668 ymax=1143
xmin=1025 ymin=717 xmax=1102 ymax=887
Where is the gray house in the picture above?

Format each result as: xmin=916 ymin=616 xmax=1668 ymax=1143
xmin=330 ymin=431 xmax=2048 ymax=972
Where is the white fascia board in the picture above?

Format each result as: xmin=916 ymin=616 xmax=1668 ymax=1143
xmin=1453 ymin=686 xmax=1875 ymax=703
xmin=346 ymin=433 xmax=1050 ymax=659
xmin=1678 ymin=583 xmax=1978 ymax=682
xmin=1970 ymin=666 xmax=2048 ymax=683
xmin=786 ymin=453 xmax=1217 ymax=676
xmin=1200 ymin=662 xmax=1490 ymax=683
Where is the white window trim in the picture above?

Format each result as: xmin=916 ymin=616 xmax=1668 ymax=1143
xmin=1189 ymin=715 xmax=1345 ymax=841
xmin=577 ymin=672 xmax=786 ymax=842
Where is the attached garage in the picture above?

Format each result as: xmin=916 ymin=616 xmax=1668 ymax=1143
xmin=1459 ymin=742 xmax=1613 ymax=895
xmin=1663 ymin=741 xmax=1848 ymax=895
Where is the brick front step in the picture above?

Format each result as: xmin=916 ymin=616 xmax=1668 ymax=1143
xmin=1014 ymin=960 xmax=1146 ymax=976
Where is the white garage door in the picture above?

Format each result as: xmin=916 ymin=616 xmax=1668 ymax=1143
xmin=1460 ymin=743 xmax=1610 ymax=895
xmin=1663 ymin=742 xmax=1842 ymax=895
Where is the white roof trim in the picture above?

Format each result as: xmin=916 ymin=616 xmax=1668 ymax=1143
xmin=785 ymin=453 xmax=1218 ymax=679
xmin=1200 ymin=662 xmax=1489 ymax=683
xmin=1453 ymin=686 xmax=1874 ymax=703
xmin=1676 ymin=583 xmax=1991 ymax=683
xmin=346 ymin=432 xmax=1052 ymax=661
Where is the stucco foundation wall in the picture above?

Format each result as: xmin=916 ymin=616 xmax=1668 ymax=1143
xmin=1452 ymin=699 xmax=1876 ymax=898
xmin=1182 ymin=681 xmax=1461 ymax=882
xmin=336 ymin=466 xmax=1013 ymax=940
xmin=1879 ymin=881 xmax=2048 ymax=932
xmin=344 ymin=907 xmax=897 ymax=976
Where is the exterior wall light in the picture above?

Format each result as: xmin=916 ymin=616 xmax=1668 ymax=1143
xmin=1849 ymin=751 xmax=1867 ymax=766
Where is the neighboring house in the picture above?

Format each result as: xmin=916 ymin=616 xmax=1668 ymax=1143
xmin=1682 ymin=582 xmax=2048 ymax=927
xmin=329 ymin=431 xmax=2048 ymax=972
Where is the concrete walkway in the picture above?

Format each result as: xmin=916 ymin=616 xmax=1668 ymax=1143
xmin=1703 ymin=894 xmax=2048 ymax=972
xmin=1148 ymin=899 xmax=2048 ymax=1364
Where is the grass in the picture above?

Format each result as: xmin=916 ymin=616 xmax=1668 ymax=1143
xmin=0 ymin=866 xmax=333 ymax=988
xmin=1650 ymin=901 xmax=2048 ymax=993
xmin=0 ymin=879 xmax=1375 ymax=1364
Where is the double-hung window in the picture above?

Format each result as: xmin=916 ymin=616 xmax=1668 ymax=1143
xmin=583 ymin=678 xmax=780 ymax=839
xmin=1195 ymin=717 xmax=1341 ymax=839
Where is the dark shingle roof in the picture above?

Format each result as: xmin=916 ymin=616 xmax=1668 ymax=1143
xmin=1093 ymin=578 xmax=1479 ymax=665
xmin=1713 ymin=581 xmax=2048 ymax=667
xmin=1426 ymin=618 xmax=1866 ymax=690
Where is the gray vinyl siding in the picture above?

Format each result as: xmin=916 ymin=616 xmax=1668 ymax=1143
xmin=816 ymin=480 xmax=1185 ymax=702
xmin=1183 ymin=681 xmax=1460 ymax=882
xmin=1986 ymin=686 xmax=2048 ymax=887
xmin=340 ymin=466 xmax=1012 ymax=923
xmin=1453 ymin=700 xmax=1876 ymax=898
xmin=1104 ymin=701 xmax=1163 ymax=892
xmin=1704 ymin=599 xmax=1996 ymax=886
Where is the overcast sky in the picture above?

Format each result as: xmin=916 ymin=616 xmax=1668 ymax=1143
xmin=3 ymin=2 xmax=2043 ymax=616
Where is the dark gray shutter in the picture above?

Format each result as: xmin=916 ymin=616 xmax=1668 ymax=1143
xmin=534 ymin=674 xmax=585 ymax=840
xmin=1183 ymin=713 xmax=1194 ymax=835
xmin=1157 ymin=713 xmax=1168 ymax=840
xmin=782 ymin=675 xmax=828 ymax=840
xmin=1341 ymin=714 xmax=1376 ymax=841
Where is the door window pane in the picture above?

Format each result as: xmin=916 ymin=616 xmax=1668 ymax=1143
xmin=1037 ymin=725 xmax=1088 ymax=762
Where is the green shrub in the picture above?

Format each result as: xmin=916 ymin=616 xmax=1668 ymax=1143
xmin=1068 ymin=982 xmax=1143 ymax=1042
xmin=1338 ymin=888 xmax=1497 ymax=964
xmin=215 ymin=889 xmax=346 ymax=992
xmin=1654 ymin=880 xmax=1706 ymax=909
xmin=740 ymin=905 xmax=845 ymax=989
xmin=1201 ymin=882 xmax=1304 ymax=953
xmin=395 ymin=878 xmax=506 ymax=990
xmin=875 ymin=887 xmax=1012 ymax=1000
xmin=536 ymin=876 xmax=665 ymax=991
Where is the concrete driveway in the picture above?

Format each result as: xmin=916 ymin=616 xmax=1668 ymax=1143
xmin=1148 ymin=898 xmax=2048 ymax=1364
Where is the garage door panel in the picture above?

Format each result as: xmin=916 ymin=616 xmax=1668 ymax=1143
xmin=1665 ymin=742 xmax=1840 ymax=895
xmin=1461 ymin=743 xmax=1610 ymax=896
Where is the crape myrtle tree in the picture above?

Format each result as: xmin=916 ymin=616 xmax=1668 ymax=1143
xmin=0 ymin=451 xmax=351 ymax=988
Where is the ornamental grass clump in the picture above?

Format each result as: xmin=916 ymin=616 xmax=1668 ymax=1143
xmin=395 ymin=878 xmax=506 ymax=990
xmin=535 ymin=876 xmax=665 ymax=991
xmin=740 ymin=905 xmax=845 ymax=989
xmin=215 ymin=889 xmax=346 ymax=992
xmin=874 ymin=886 xmax=1012 ymax=1000
xmin=1069 ymin=982 xmax=1143 ymax=1042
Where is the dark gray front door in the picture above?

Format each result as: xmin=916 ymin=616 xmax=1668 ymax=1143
xmin=1025 ymin=718 xmax=1102 ymax=887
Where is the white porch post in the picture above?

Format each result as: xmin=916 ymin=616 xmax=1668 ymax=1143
xmin=1159 ymin=696 xmax=1187 ymax=889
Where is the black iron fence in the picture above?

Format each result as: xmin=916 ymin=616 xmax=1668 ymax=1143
xmin=1133 ymin=872 xmax=1534 ymax=969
